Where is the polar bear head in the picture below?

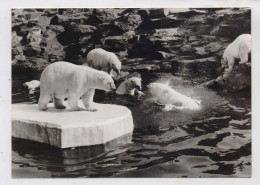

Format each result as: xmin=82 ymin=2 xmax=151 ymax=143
xmin=23 ymin=80 xmax=40 ymax=95
xmin=127 ymin=77 xmax=142 ymax=91
xmin=98 ymin=73 xmax=116 ymax=92
xmin=109 ymin=54 xmax=122 ymax=75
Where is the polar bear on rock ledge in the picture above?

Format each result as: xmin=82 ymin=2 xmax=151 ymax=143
xmin=85 ymin=48 xmax=122 ymax=76
xmin=38 ymin=61 xmax=116 ymax=111
xmin=221 ymin=34 xmax=251 ymax=70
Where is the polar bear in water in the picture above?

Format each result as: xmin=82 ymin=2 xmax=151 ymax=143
xmin=147 ymin=82 xmax=201 ymax=111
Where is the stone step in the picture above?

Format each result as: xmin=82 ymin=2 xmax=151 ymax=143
xmin=12 ymin=101 xmax=134 ymax=148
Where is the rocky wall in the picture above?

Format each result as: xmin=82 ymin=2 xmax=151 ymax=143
xmin=12 ymin=8 xmax=251 ymax=91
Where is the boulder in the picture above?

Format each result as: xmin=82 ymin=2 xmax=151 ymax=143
xmin=202 ymin=63 xmax=251 ymax=91
xmin=42 ymin=28 xmax=65 ymax=62
xmin=112 ymin=13 xmax=142 ymax=32
xmin=102 ymin=36 xmax=127 ymax=52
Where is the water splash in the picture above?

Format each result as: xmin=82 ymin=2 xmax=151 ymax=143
xmin=147 ymin=82 xmax=202 ymax=111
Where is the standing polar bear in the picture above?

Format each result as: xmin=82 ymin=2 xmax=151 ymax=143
xmin=116 ymin=77 xmax=144 ymax=96
xmin=38 ymin=61 xmax=116 ymax=111
xmin=86 ymin=48 xmax=122 ymax=76
xmin=221 ymin=34 xmax=251 ymax=70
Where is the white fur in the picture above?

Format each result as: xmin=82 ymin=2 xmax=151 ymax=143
xmin=38 ymin=61 xmax=116 ymax=111
xmin=221 ymin=34 xmax=251 ymax=70
xmin=116 ymin=77 xmax=143 ymax=96
xmin=86 ymin=48 xmax=122 ymax=76
xmin=23 ymin=80 xmax=40 ymax=95
xmin=147 ymin=82 xmax=201 ymax=110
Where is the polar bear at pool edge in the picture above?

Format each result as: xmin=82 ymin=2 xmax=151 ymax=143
xmin=116 ymin=77 xmax=144 ymax=96
xmin=85 ymin=48 xmax=121 ymax=76
xmin=221 ymin=34 xmax=251 ymax=70
xmin=38 ymin=61 xmax=116 ymax=111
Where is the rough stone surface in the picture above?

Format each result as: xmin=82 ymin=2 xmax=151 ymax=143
xmin=11 ymin=8 xmax=251 ymax=92
xmin=12 ymin=101 xmax=134 ymax=148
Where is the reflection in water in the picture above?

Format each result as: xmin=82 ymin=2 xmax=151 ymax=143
xmin=12 ymin=73 xmax=251 ymax=178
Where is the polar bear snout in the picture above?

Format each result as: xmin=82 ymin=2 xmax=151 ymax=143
xmin=110 ymin=82 xmax=116 ymax=90
xmin=135 ymin=85 xmax=142 ymax=91
xmin=114 ymin=68 xmax=120 ymax=75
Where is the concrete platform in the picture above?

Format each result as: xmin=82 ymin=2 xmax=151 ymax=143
xmin=12 ymin=101 xmax=134 ymax=148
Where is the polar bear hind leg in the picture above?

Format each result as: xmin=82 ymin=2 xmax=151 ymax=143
xmin=82 ymin=89 xmax=97 ymax=112
xmin=68 ymin=94 xmax=80 ymax=111
xmin=54 ymin=97 xmax=66 ymax=109
xmin=239 ymin=45 xmax=250 ymax=64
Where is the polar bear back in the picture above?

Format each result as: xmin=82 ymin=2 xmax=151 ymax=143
xmin=228 ymin=34 xmax=251 ymax=58
xmin=87 ymin=48 xmax=119 ymax=71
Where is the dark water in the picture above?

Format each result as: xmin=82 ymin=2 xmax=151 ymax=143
xmin=12 ymin=72 xmax=251 ymax=178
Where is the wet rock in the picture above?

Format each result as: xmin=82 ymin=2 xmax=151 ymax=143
xmin=137 ymin=17 xmax=182 ymax=30
xmin=112 ymin=13 xmax=142 ymax=32
xmin=64 ymin=44 xmax=85 ymax=64
xmin=50 ymin=15 xmax=69 ymax=25
xmin=13 ymin=57 xmax=49 ymax=71
xmin=203 ymin=63 xmax=251 ymax=91
xmin=23 ymin=43 xmax=42 ymax=57
xmin=43 ymin=9 xmax=58 ymax=17
xmin=12 ymin=47 xmax=26 ymax=64
xmin=12 ymin=31 xmax=23 ymax=47
xmin=171 ymin=57 xmax=222 ymax=79
xmin=26 ymin=26 xmax=42 ymax=43
xmin=177 ymin=9 xmax=208 ymax=18
xmin=138 ymin=8 xmax=169 ymax=19
xmin=42 ymin=28 xmax=65 ymax=62
xmin=70 ymin=24 xmax=96 ymax=34
xmin=90 ymin=9 xmax=124 ymax=23
xmin=102 ymin=36 xmax=127 ymax=52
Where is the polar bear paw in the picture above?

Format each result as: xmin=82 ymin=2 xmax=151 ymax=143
xmin=86 ymin=108 xmax=98 ymax=112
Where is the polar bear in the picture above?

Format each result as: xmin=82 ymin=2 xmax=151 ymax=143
xmin=147 ymin=82 xmax=201 ymax=110
xmin=221 ymin=34 xmax=251 ymax=70
xmin=23 ymin=80 xmax=40 ymax=95
xmin=116 ymin=77 xmax=144 ymax=96
xmin=38 ymin=61 xmax=116 ymax=111
xmin=85 ymin=48 xmax=121 ymax=76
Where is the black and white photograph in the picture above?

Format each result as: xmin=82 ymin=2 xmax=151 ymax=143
xmin=10 ymin=7 xmax=252 ymax=178
xmin=1 ymin=0 xmax=259 ymax=183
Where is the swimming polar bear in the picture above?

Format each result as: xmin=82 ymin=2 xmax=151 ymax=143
xmin=147 ymin=82 xmax=201 ymax=110
xmin=221 ymin=34 xmax=251 ymax=70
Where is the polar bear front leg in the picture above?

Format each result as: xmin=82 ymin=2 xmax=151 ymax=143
xmin=38 ymin=93 xmax=52 ymax=110
xmin=82 ymin=89 xmax=97 ymax=112
xmin=227 ymin=56 xmax=235 ymax=70
xmin=68 ymin=95 xmax=80 ymax=111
